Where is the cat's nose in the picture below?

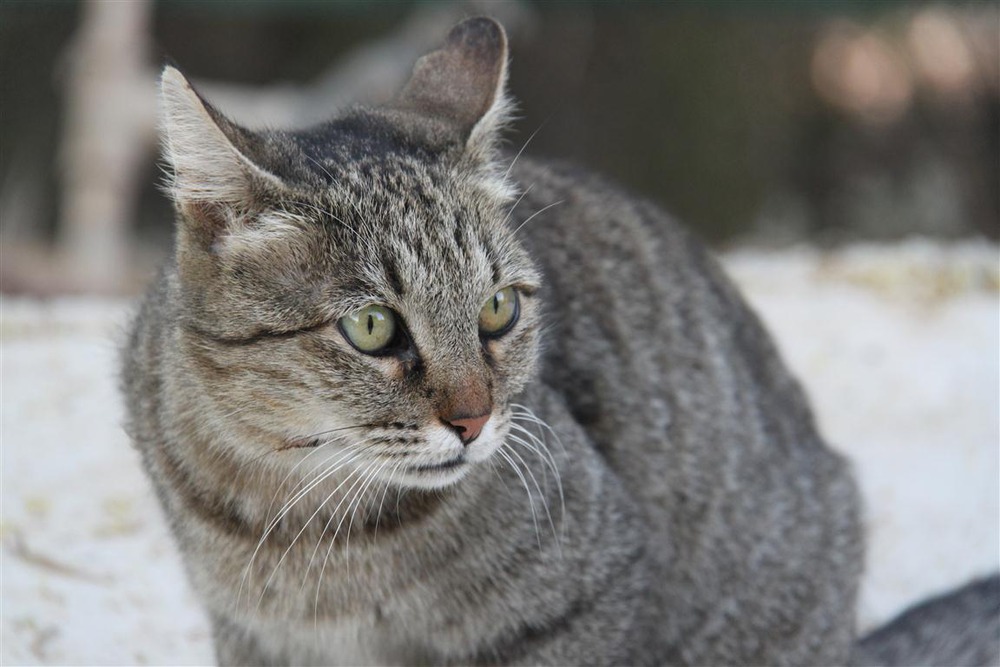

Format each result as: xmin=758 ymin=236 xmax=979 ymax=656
xmin=443 ymin=413 xmax=490 ymax=445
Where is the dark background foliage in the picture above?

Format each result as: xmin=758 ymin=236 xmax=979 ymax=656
xmin=1 ymin=1 xmax=996 ymax=293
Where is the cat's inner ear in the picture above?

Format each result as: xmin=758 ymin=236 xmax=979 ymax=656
xmin=396 ymin=17 xmax=510 ymax=148
xmin=159 ymin=66 xmax=285 ymax=245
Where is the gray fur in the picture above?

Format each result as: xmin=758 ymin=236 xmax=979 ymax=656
xmin=856 ymin=575 xmax=1000 ymax=667
xmin=123 ymin=16 xmax=891 ymax=666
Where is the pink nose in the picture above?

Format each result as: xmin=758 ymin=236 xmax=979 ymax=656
xmin=443 ymin=413 xmax=490 ymax=445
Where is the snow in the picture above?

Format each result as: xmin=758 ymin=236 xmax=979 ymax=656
xmin=1 ymin=300 xmax=213 ymax=665
xmin=2 ymin=241 xmax=998 ymax=665
xmin=724 ymin=240 xmax=1000 ymax=631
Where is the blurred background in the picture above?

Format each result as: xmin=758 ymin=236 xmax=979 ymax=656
xmin=1 ymin=0 xmax=997 ymax=294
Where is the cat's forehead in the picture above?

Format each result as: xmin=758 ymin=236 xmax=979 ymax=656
xmin=273 ymin=124 xmax=533 ymax=310
xmin=301 ymin=153 xmax=497 ymax=246
xmin=212 ymin=103 xmax=534 ymax=316
xmin=283 ymin=117 xmax=505 ymax=244
xmin=320 ymin=170 xmax=521 ymax=304
xmin=291 ymin=110 xmax=460 ymax=182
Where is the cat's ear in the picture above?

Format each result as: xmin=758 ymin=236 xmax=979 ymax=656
xmin=396 ymin=17 xmax=511 ymax=157
xmin=159 ymin=66 xmax=286 ymax=246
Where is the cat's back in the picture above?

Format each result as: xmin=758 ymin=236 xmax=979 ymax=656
xmin=511 ymin=156 xmax=817 ymax=467
xmin=511 ymin=156 xmax=864 ymax=664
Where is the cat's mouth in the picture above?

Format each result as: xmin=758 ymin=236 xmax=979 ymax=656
xmin=412 ymin=455 xmax=466 ymax=473
xmin=278 ymin=436 xmax=321 ymax=450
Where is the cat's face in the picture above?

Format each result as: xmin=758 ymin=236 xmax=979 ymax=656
xmin=162 ymin=19 xmax=539 ymax=489
xmin=183 ymin=148 xmax=541 ymax=489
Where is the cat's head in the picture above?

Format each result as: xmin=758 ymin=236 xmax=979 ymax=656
xmin=160 ymin=18 xmax=542 ymax=489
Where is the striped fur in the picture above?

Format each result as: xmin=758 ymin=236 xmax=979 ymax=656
xmin=123 ymin=17 xmax=867 ymax=666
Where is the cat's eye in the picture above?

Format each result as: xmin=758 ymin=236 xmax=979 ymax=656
xmin=339 ymin=305 xmax=398 ymax=354
xmin=479 ymin=287 xmax=519 ymax=337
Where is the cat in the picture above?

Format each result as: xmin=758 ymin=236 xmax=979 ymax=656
xmin=122 ymin=16 xmax=996 ymax=667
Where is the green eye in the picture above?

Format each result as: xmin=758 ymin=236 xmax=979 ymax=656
xmin=339 ymin=305 xmax=398 ymax=354
xmin=479 ymin=287 xmax=519 ymax=337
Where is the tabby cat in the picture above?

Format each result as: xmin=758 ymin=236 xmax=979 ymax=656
xmin=122 ymin=17 xmax=994 ymax=667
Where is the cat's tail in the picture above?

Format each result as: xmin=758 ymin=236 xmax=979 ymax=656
xmin=854 ymin=573 xmax=1000 ymax=667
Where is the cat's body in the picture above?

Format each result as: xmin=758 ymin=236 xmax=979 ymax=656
xmin=125 ymin=154 xmax=861 ymax=665
xmin=123 ymin=17 xmax=994 ymax=667
xmin=512 ymin=158 xmax=863 ymax=664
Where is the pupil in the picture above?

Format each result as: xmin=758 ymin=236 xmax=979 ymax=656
xmin=493 ymin=295 xmax=500 ymax=314
xmin=367 ymin=314 xmax=374 ymax=335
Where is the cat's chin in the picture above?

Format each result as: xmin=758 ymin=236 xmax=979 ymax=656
xmin=389 ymin=421 xmax=507 ymax=490
xmin=392 ymin=462 xmax=472 ymax=490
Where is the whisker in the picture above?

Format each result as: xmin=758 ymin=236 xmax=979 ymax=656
xmin=262 ymin=440 xmax=341 ymax=526
xmin=488 ymin=455 xmax=510 ymax=492
xmin=501 ymin=183 xmax=534 ymax=229
xmin=300 ymin=155 xmax=375 ymax=245
xmin=264 ymin=440 xmax=350 ymax=536
xmin=292 ymin=194 xmax=364 ymax=243
xmin=510 ymin=408 xmax=567 ymax=544
xmin=512 ymin=200 xmax=565 ymax=235
xmin=345 ymin=459 xmax=388 ymax=567
xmin=256 ymin=460 xmax=372 ymax=618
xmin=301 ymin=463 xmax=374 ymax=593
xmin=372 ymin=459 xmax=403 ymax=546
xmin=239 ymin=444 xmax=339 ymax=610
xmin=265 ymin=443 xmax=367 ymax=537
xmin=281 ymin=439 xmax=366 ymax=501
xmin=508 ymin=434 xmax=566 ymax=558
xmin=507 ymin=424 xmax=553 ymax=485
xmin=238 ymin=443 xmax=367 ymax=613
xmin=347 ymin=197 xmax=375 ymax=235
xmin=504 ymin=441 xmax=559 ymax=554
xmin=497 ymin=446 xmax=542 ymax=550
xmin=508 ymin=422 xmax=564 ymax=500
xmin=302 ymin=463 xmax=373 ymax=603
xmin=503 ymin=123 xmax=545 ymax=182
xmin=299 ymin=423 xmax=376 ymax=440
xmin=303 ymin=154 xmax=337 ymax=184
xmin=312 ymin=460 xmax=388 ymax=626
xmin=217 ymin=403 xmax=257 ymax=420
xmin=230 ymin=446 xmax=284 ymax=488
xmin=511 ymin=404 xmax=568 ymax=456
xmin=394 ymin=474 xmax=407 ymax=529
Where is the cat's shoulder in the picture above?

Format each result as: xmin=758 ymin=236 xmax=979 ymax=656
xmin=507 ymin=155 xmax=704 ymax=272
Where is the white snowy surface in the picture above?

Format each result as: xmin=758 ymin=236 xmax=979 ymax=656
xmin=2 ymin=240 xmax=998 ymax=665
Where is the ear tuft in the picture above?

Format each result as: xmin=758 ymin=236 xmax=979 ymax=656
xmin=396 ymin=17 xmax=510 ymax=146
xmin=159 ymin=66 xmax=286 ymax=245
xmin=159 ymin=66 xmax=283 ymax=207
